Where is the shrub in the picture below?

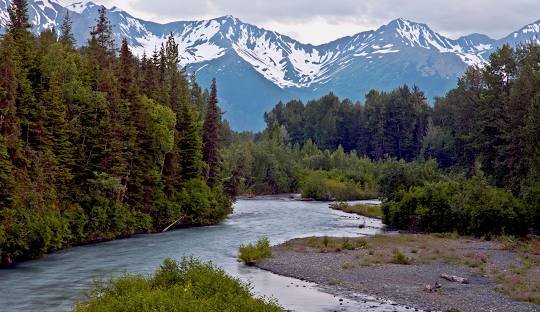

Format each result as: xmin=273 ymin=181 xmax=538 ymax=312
xmin=383 ymin=178 xmax=531 ymax=237
xmin=75 ymin=258 xmax=281 ymax=312
xmin=238 ymin=237 xmax=272 ymax=265
xmin=458 ymin=180 xmax=530 ymax=237
xmin=300 ymin=170 xmax=377 ymax=201
xmin=390 ymin=250 xmax=411 ymax=265
xmin=179 ymin=179 xmax=233 ymax=226
xmin=378 ymin=159 xmax=442 ymax=201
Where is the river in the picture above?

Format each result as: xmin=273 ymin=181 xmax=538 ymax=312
xmin=0 ymin=196 xmax=410 ymax=311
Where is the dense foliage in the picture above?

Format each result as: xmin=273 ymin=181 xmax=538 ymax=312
xmin=75 ymin=258 xmax=281 ymax=312
xmin=262 ymin=45 xmax=539 ymax=193
xmin=383 ymin=179 xmax=531 ymax=236
xmin=223 ymin=44 xmax=540 ymax=235
xmin=0 ymin=2 xmax=231 ymax=265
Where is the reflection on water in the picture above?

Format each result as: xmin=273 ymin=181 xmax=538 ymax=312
xmin=0 ymin=196 xmax=410 ymax=311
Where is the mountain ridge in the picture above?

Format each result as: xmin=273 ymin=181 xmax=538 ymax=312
xmin=1 ymin=0 xmax=539 ymax=130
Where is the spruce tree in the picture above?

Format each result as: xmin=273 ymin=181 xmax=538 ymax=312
xmin=178 ymin=100 xmax=202 ymax=181
xmin=7 ymin=0 xmax=30 ymax=36
xmin=59 ymin=11 xmax=76 ymax=48
xmin=203 ymin=79 xmax=221 ymax=187
xmin=119 ymin=38 xmax=137 ymax=100
xmin=89 ymin=6 xmax=115 ymax=66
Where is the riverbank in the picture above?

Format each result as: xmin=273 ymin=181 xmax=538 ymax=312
xmin=256 ymin=234 xmax=540 ymax=312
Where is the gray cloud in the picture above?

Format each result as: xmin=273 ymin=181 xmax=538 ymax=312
xmin=78 ymin=0 xmax=540 ymax=43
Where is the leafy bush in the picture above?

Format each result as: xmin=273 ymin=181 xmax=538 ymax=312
xmin=75 ymin=258 xmax=281 ymax=312
xmin=383 ymin=181 xmax=458 ymax=232
xmin=238 ymin=237 xmax=272 ymax=265
xmin=300 ymin=170 xmax=377 ymax=201
xmin=383 ymin=178 xmax=531 ymax=237
xmin=378 ymin=159 xmax=443 ymax=201
xmin=179 ymin=179 xmax=232 ymax=226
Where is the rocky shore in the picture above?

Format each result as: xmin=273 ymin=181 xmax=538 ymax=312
xmin=256 ymin=235 xmax=540 ymax=312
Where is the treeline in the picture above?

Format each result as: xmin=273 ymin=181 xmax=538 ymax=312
xmin=223 ymin=44 xmax=540 ymax=236
xmin=264 ymin=86 xmax=429 ymax=161
xmin=264 ymin=44 xmax=540 ymax=194
xmin=0 ymin=2 xmax=231 ymax=265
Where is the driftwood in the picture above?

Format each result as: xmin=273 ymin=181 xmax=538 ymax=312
xmin=440 ymin=273 xmax=469 ymax=284
xmin=162 ymin=216 xmax=187 ymax=233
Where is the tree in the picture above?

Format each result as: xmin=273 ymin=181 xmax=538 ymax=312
xmin=7 ymin=0 xmax=30 ymax=36
xmin=203 ymin=79 xmax=221 ymax=186
xmin=118 ymin=38 xmax=137 ymax=100
xmin=59 ymin=11 xmax=76 ymax=47
xmin=88 ymin=6 xmax=115 ymax=66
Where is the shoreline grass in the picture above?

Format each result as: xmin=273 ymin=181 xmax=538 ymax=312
xmin=329 ymin=202 xmax=383 ymax=219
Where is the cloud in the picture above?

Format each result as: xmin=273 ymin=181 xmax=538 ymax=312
xmin=73 ymin=0 xmax=540 ymax=44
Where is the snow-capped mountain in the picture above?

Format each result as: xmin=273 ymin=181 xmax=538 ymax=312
xmin=1 ymin=0 xmax=539 ymax=130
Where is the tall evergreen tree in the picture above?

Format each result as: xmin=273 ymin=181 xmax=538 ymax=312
xmin=7 ymin=0 xmax=30 ymax=36
xmin=88 ymin=6 xmax=115 ymax=66
xmin=59 ymin=11 xmax=76 ymax=47
xmin=118 ymin=38 xmax=137 ymax=100
xmin=203 ymin=79 xmax=221 ymax=187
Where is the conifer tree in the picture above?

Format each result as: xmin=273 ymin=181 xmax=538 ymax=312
xmin=59 ymin=11 xmax=76 ymax=47
xmin=119 ymin=38 xmax=137 ymax=100
xmin=203 ymin=79 xmax=221 ymax=186
xmin=178 ymin=100 xmax=202 ymax=181
xmin=89 ymin=6 xmax=115 ymax=66
xmin=7 ymin=0 xmax=30 ymax=36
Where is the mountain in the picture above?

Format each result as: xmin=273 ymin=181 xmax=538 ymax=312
xmin=1 ymin=1 xmax=539 ymax=130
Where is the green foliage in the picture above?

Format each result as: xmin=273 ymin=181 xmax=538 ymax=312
xmin=523 ymin=182 xmax=540 ymax=233
xmin=202 ymin=79 xmax=221 ymax=187
xmin=300 ymin=170 xmax=376 ymax=201
xmin=238 ymin=237 xmax=272 ymax=265
xmin=0 ymin=11 xmax=232 ymax=265
xmin=384 ymin=178 xmax=531 ymax=237
xmin=378 ymin=159 xmax=443 ymax=201
xmin=179 ymin=179 xmax=232 ymax=226
xmin=140 ymin=96 xmax=176 ymax=155
xmin=75 ymin=258 xmax=281 ymax=312
xmin=265 ymin=87 xmax=429 ymax=161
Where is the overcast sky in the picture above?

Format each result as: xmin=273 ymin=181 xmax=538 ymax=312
xmin=64 ymin=0 xmax=540 ymax=44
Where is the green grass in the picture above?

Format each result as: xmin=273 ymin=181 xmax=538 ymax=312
xmin=238 ymin=237 xmax=272 ymax=265
xmin=75 ymin=258 xmax=281 ymax=312
xmin=302 ymin=236 xmax=368 ymax=253
xmin=329 ymin=202 xmax=383 ymax=219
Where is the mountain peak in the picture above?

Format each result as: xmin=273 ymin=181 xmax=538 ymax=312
xmin=386 ymin=18 xmax=429 ymax=29
xmin=64 ymin=0 xmax=98 ymax=14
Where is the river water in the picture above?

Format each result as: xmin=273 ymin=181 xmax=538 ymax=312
xmin=0 ymin=197 xmax=410 ymax=311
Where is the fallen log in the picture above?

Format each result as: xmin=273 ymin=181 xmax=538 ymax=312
xmin=162 ymin=216 xmax=187 ymax=233
xmin=441 ymin=273 xmax=469 ymax=284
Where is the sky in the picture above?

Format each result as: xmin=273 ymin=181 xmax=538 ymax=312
xmin=60 ymin=0 xmax=540 ymax=44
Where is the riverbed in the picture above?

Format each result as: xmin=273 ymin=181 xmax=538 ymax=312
xmin=0 ymin=196 xmax=410 ymax=311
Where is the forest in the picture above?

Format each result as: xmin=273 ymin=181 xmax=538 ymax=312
xmin=1 ymin=0 xmax=539 ymax=267
xmin=222 ymin=43 xmax=540 ymax=236
xmin=0 ymin=2 xmax=231 ymax=266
